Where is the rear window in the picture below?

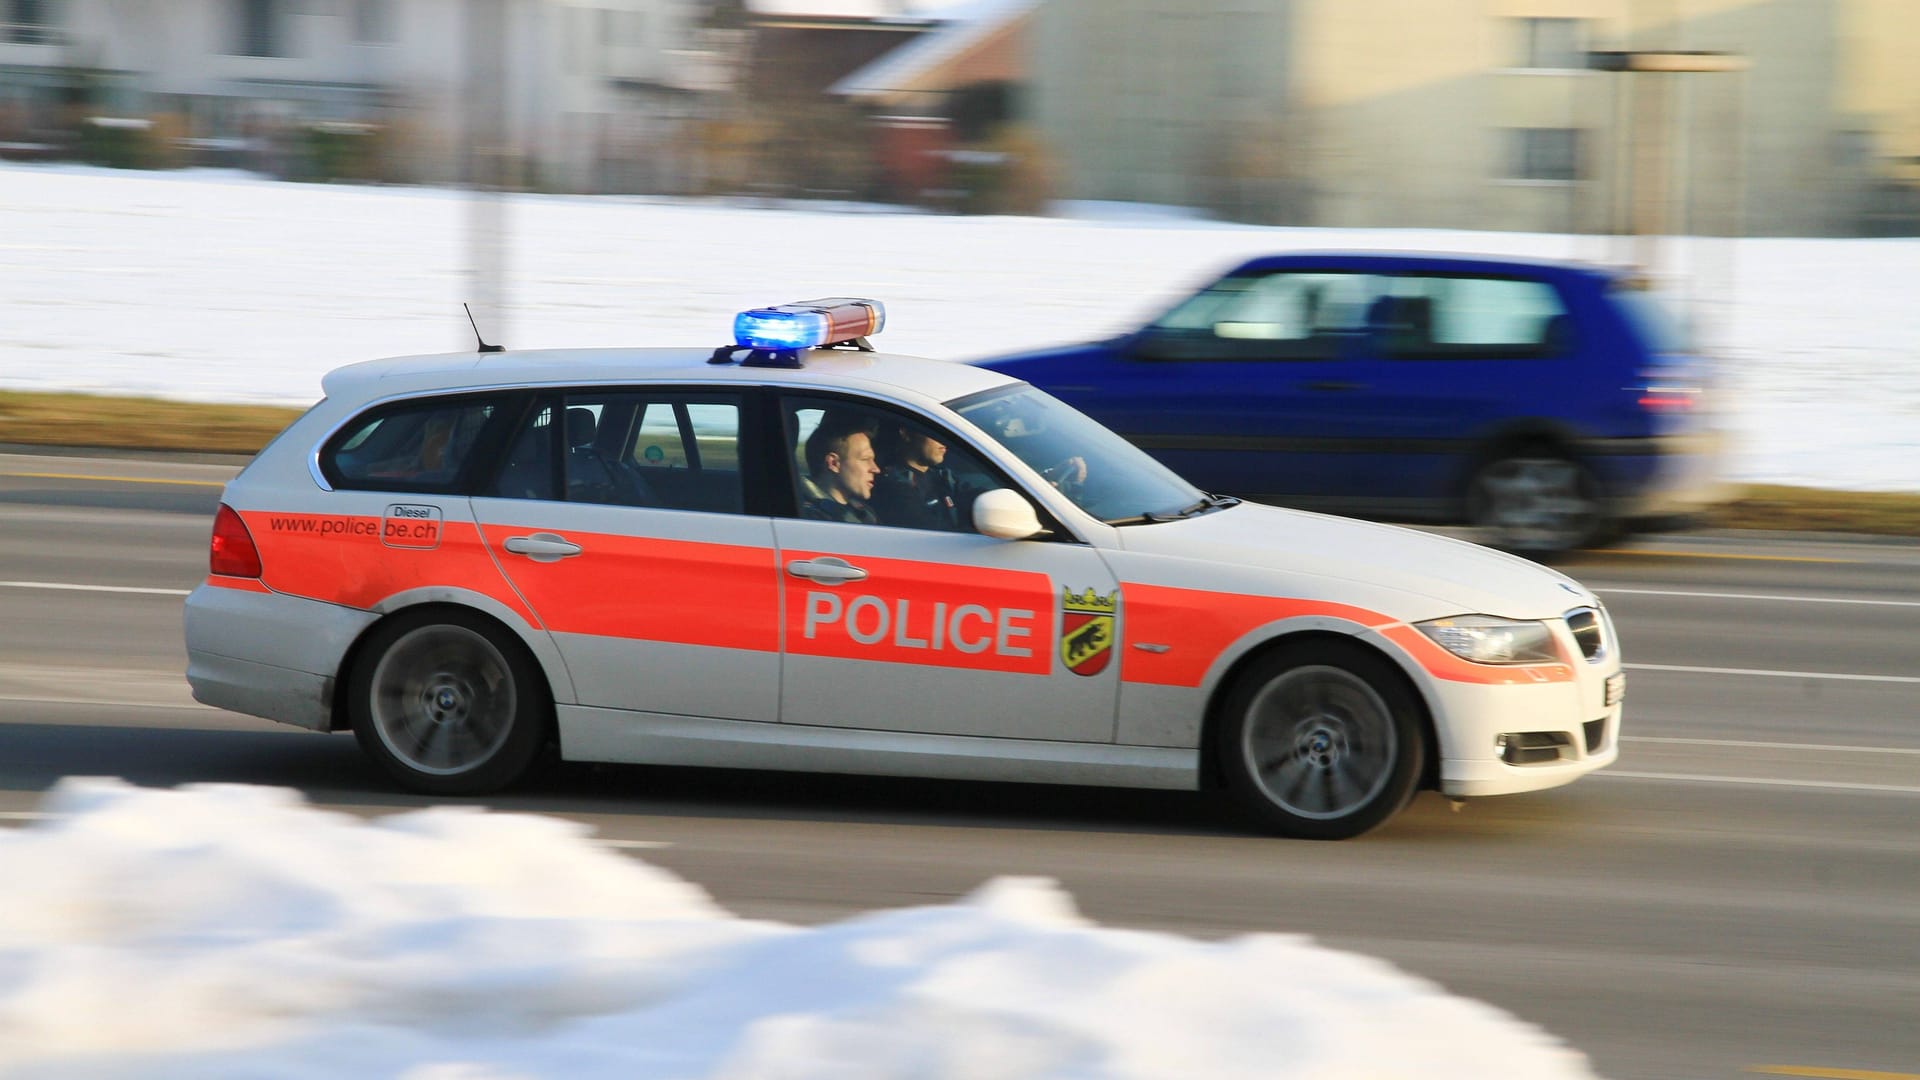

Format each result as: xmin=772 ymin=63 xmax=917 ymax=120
xmin=321 ymin=396 xmax=505 ymax=493
xmin=1611 ymin=286 xmax=1694 ymax=354
xmin=1373 ymin=274 xmax=1570 ymax=360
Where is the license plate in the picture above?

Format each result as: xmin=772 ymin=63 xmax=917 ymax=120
xmin=1605 ymin=672 xmax=1625 ymax=707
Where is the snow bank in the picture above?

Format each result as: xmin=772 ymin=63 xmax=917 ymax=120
xmin=0 ymin=780 xmax=1598 ymax=1079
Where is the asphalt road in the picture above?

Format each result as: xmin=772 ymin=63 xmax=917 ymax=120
xmin=2 ymin=451 xmax=1917 ymax=1080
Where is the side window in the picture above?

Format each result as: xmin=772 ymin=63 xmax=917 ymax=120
xmin=323 ymin=396 xmax=502 ymax=493
xmin=551 ymin=391 xmax=745 ymax=514
xmin=1371 ymin=275 xmax=1570 ymax=360
xmin=490 ymin=401 xmax=558 ymax=501
xmin=782 ymin=395 xmax=1003 ymax=533
xmin=1147 ymin=271 xmax=1371 ymax=360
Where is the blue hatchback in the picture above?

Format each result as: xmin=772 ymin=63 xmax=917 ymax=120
xmin=978 ymin=252 xmax=1725 ymax=555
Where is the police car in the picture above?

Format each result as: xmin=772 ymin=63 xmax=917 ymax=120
xmin=184 ymin=299 xmax=1622 ymax=839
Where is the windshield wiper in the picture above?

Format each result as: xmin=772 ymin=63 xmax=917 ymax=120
xmin=1104 ymin=493 xmax=1241 ymax=527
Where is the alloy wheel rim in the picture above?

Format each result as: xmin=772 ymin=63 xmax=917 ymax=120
xmin=369 ymin=625 xmax=515 ymax=776
xmin=1242 ymin=665 xmax=1396 ymax=820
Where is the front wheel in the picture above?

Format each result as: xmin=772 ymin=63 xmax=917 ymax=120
xmin=1466 ymin=450 xmax=1608 ymax=556
xmin=1217 ymin=641 xmax=1424 ymax=840
xmin=348 ymin=609 xmax=550 ymax=796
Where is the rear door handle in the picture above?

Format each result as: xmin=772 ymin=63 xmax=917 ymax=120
xmin=504 ymin=533 xmax=583 ymax=562
xmin=786 ymin=557 xmax=868 ymax=585
xmin=1304 ymin=380 xmax=1366 ymax=392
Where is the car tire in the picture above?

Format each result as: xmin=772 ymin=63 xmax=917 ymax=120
xmin=1466 ymin=448 xmax=1608 ymax=556
xmin=1217 ymin=640 xmax=1424 ymax=840
xmin=348 ymin=609 xmax=550 ymax=796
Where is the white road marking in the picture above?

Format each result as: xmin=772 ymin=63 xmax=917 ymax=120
xmin=0 ymin=695 xmax=214 ymax=710
xmin=1624 ymin=735 xmax=1920 ymax=756
xmin=0 ymin=580 xmax=191 ymax=597
xmin=1626 ymin=663 xmax=1920 ymax=685
xmin=1601 ymin=771 xmax=1920 ymax=795
xmin=2 ymin=811 xmax=674 ymax=844
xmin=1601 ymin=587 xmax=1920 ymax=608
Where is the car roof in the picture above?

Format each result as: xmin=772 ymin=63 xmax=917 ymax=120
xmin=1227 ymin=250 xmax=1623 ymax=281
xmin=319 ymin=346 xmax=1021 ymax=407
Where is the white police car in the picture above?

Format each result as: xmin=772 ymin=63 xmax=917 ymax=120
xmin=184 ymin=300 xmax=1622 ymax=839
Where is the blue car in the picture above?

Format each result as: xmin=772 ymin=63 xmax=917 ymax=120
xmin=978 ymin=252 xmax=1725 ymax=555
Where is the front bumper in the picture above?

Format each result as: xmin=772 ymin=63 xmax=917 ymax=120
xmin=1430 ymin=671 xmax=1622 ymax=798
xmin=183 ymin=580 xmax=377 ymax=732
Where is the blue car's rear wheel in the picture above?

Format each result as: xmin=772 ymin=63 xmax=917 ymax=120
xmin=1467 ymin=450 xmax=1607 ymax=556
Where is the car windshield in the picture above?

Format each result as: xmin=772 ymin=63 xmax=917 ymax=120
xmin=948 ymin=384 xmax=1212 ymax=525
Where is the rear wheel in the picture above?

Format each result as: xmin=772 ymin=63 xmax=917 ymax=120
xmin=348 ymin=609 xmax=549 ymax=795
xmin=1467 ymin=449 xmax=1607 ymax=556
xmin=1217 ymin=641 xmax=1424 ymax=840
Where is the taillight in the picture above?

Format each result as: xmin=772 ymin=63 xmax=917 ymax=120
xmin=1636 ymin=383 xmax=1699 ymax=412
xmin=210 ymin=504 xmax=263 ymax=578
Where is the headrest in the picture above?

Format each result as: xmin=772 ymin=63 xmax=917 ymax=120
xmin=565 ymin=407 xmax=596 ymax=448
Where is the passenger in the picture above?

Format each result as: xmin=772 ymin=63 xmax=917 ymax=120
xmin=871 ymin=425 xmax=967 ymax=531
xmin=800 ymin=414 xmax=882 ymax=524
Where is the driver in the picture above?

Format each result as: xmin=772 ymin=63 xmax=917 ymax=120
xmin=871 ymin=425 xmax=969 ymax=531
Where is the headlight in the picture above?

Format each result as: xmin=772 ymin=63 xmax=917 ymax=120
xmin=1415 ymin=616 xmax=1560 ymax=665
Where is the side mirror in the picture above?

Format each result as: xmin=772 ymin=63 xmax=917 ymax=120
xmin=972 ymin=488 xmax=1047 ymax=540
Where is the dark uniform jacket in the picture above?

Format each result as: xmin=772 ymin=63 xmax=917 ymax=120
xmin=802 ymin=494 xmax=879 ymax=524
xmin=871 ymin=463 xmax=963 ymax=531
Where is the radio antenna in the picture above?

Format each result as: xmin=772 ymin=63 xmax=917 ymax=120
xmin=463 ymin=304 xmax=504 ymax=353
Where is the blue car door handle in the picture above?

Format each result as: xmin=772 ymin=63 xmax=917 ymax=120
xmin=1304 ymin=380 xmax=1366 ymax=392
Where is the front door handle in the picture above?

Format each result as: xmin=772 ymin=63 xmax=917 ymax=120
xmin=504 ymin=533 xmax=583 ymax=562
xmin=786 ymin=557 xmax=868 ymax=585
xmin=1303 ymin=380 xmax=1366 ymax=392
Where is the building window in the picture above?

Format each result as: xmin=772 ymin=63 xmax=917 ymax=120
xmin=5 ymin=0 xmax=62 ymax=45
xmin=352 ymin=0 xmax=392 ymax=45
xmin=232 ymin=0 xmax=287 ymax=58
xmin=1513 ymin=17 xmax=1586 ymax=71
xmin=1508 ymin=128 xmax=1581 ymax=182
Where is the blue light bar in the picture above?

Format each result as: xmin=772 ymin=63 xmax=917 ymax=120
xmin=733 ymin=298 xmax=886 ymax=352
xmin=734 ymin=308 xmax=828 ymax=351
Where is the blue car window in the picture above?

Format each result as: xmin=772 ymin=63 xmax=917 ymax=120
xmin=1373 ymin=275 xmax=1568 ymax=360
xmin=1147 ymin=271 xmax=1373 ymax=361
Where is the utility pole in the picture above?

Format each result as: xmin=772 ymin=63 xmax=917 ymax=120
xmin=465 ymin=0 xmax=511 ymax=347
xmin=1587 ymin=49 xmax=1747 ymax=274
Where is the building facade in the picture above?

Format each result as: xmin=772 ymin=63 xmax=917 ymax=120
xmin=0 ymin=0 xmax=711 ymax=190
xmin=1029 ymin=0 xmax=1920 ymax=236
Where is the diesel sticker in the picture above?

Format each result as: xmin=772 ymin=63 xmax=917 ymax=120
xmin=381 ymin=503 xmax=443 ymax=550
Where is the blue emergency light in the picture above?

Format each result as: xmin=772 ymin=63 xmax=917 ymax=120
xmin=733 ymin=298 xmax=886 ymax=352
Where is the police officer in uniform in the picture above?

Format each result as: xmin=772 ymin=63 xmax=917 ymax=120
xmin=801 ymin=413 xmax=882 ymax=524
xmin=871 ymin=425 xmax=969 ymax=531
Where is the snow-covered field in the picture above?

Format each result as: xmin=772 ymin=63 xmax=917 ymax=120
xmin=2 ymin=164 xmax=1915 ymax=492
xmin=0 ymin=780 xmax=1599 ymax=1079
